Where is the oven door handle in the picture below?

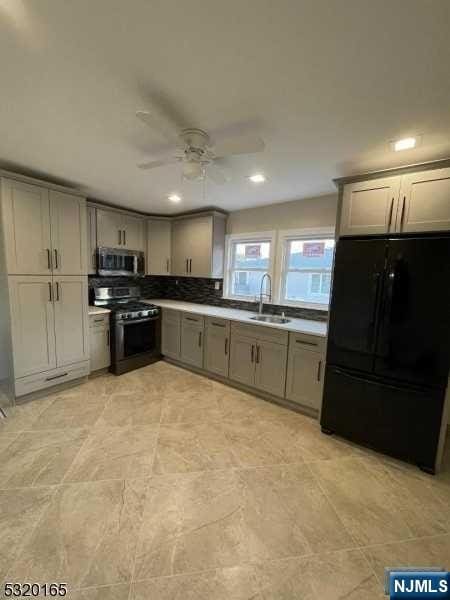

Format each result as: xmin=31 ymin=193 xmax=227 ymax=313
xmin=117 ymin=316 xmax=159 ymax=325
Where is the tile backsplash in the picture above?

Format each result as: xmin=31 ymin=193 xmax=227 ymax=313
xmin=88 ymin=275 xmax=328 ymax=322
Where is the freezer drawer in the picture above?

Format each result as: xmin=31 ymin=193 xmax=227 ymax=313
xmin=320 ymin=366 xmax=445 ymax=472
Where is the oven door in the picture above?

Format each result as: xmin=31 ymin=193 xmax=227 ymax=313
xmin=97 ymin=247 xmax=144 ymax=277
xmin=114 ymin=316 xmax=161 ymax=361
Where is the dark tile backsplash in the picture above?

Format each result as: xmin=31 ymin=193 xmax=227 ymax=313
xmin=88 ymin=275 xmax=328 ymax=322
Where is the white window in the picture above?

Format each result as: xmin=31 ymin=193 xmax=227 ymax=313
xmin=224 ymin=232 xmax=275 ymax=301
xmin=279 ymin=229 xmax=335 ymax=309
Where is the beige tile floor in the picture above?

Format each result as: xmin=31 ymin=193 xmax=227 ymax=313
xmin=0 ymin=361 xmax=449 ymax=599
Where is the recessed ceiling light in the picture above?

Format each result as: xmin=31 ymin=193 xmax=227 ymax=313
xmin=168 ymin=194 xmax=181 ymax=203
xmin=393 ymin=137 xmax=417 ymax=152
xmin=248 ymin=173 xmax=266 ymax=183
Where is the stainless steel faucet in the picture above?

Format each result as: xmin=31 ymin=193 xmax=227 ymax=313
xmin=258 ymin=273 xmax=272 ymax=315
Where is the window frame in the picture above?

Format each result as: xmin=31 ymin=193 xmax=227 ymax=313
xmin=277 ymin=227 xmax=335 ymax=311
xmin=223 ymin=231 xmax=276 ymax=302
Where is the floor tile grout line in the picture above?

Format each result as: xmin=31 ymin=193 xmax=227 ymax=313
xmin=2 ymin=482 xmax=63 ymax=583
xmin=57 ymin=391 xmax=122 ymax=485
xmin=127 ymin=400 xmax=163 ymax=597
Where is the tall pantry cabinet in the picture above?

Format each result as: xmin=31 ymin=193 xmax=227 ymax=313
xmin=0 ymin=176 xmax=89 ymax=398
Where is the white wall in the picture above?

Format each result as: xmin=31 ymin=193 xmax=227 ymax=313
xmin=226 ymin=193 xmax=338 ymax=234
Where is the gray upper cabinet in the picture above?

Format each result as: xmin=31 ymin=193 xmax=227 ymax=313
xmin=1 ymin=179 xmax=52 ymax=275
xmin=1 ymin=178 xmax=87 ymax=275
xmin=339 ymin=165 xmax=450 ymax=237
xmin=180 ymin=314 xmax=204 ymax=368
xmin=96 ymin=208 xmax=144 ymax=251
xmin=171 ymin=212 xmax=226 ymax=278
xmin=399 ymin=167 xmax=450 ymax=233
xmin=204 ymin=317 xmax=230 ymax=377
xmin=123 ymin=214 xmax=144 ymax=250
xmin=87 ymin=206 xmax=97 ymax=274
xmin=147 ymin=219 xmax=171 ymax=275
xmin=50 ymin=191 xmax=87 ymax=275
xmin=97 ymin=208 xmax=123 ymax=248
xmin=340 ymin=176 xmax=401 ymax=237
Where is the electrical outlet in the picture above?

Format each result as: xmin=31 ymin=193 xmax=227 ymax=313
xmin=175 ymin=279 xmax=179 ymax=286
xmin=214 ymin=281 xmax=221 ymax=290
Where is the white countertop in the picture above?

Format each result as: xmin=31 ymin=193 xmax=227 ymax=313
xmin=143 ymin=299 xmax=328 ymax=337
xmin=88 ymin=306 xmax=111 ymax=315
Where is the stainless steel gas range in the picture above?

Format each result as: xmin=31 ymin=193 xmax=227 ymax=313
xmin=92 ymin=286 xmax=161 ymax=375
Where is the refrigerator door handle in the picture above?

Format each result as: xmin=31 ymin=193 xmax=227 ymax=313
xmin=367 ymin=271 xmax=381 ymax=350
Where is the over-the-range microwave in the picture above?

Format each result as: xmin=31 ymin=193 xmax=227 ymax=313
xmin=97 ymin=247 xmax=145 ymax=277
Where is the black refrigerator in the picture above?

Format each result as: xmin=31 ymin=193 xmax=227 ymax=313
xmin=321 ymin=234 xmax=450 ymax=473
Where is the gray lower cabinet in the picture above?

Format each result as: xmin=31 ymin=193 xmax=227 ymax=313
xmin=229 ymin=334 xmax=255 ymax=386
xmin=161 ymin=309 xmax=181 ymax=359
xmin=204 ymin=317 xmax=230 ymax=377
xmin=255 ymin=340 xmax=288 ymax=397
xmin=8 ymin=275 xmax=89 ymax=396
xmin=180 ymin=314 xmax=204 ymax=368
xmin=89 ymin=313 xmax=110 ymax=372
xmin=285 ymin=333 xmax=325 ymax=411
xmin=229 ymin=322 xmax=289 ymax=395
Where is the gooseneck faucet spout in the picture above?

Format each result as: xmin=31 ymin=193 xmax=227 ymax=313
xmin=258 ymin=273 xmax=272 ymax=315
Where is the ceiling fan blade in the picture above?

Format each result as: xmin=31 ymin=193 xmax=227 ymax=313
xmin=136 ymin=109 xmax=180 ymax=143
xmin=137 ymin=157 xmax=177 ymax=170
xmin=207 ymin=163 xmax=230 ymax=185
xmin=213 ymin=136 xmax=265 ymax=158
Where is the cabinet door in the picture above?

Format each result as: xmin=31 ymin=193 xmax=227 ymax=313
xmin=2 ymin=179 xmax=51 ymax=275
xmin=186 ymin=216 xmax=212 ymax=277
xmin=254 ymin=340 xmax=288 ymax=398
xmin=180 ymin=317 xmax=204 ymax=367
xmin=161 ymin=311 xmax=181 ymax=359
xmin=89 ymin=327 xmax=110 ymax=372
xmin=286 ymin=346 xmax=324 ymax=410
xmin=123 ymin=214 xmax=144 ymax=251
xmin=340 ymin=177 xmax=401 ymax=236
xmin=96 ymin=209 xmax=123 ymax=248
xmin=171 ymin=220 xmax=190 ymax=275
xmin=229 ymin=334 xmax=255 ymax=387
xmin=87 ymin=206 xmax=97 ymax=274
xmin=205 ymin=319 xmax=230 ymax=377
xmin=147 ymin=219 xmax=171 ymax=275
xmin=8 ymin=276 xmax=56 ymax=377
xmin=53 ymin=276 xmax=89 ymax=367
xmin=50 ymin=191 xmax=87 ymax=275
xmin=399 ymin=168 xmax=450 ymax=233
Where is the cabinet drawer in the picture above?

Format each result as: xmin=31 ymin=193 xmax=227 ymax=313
xmin=231 ymin=321 xmax=288 ymax=345
xmin=182 ymin=313 xmax=204 ymax=327
xmin=289 ymin=332 xmax=326 ymax=353
xmin=162 ymin=308 xmax=181 ymax=324
xmin=206 ymin=316 xmax=230 ymax=331
xmin=89 ymin=313 xmax=109 ymax=328
xmin=14 ymin=361 xmax=90 ymax=397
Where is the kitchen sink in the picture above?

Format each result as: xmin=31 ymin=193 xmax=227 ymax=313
xmin=250 ymin=315 xmax=291 ymax=324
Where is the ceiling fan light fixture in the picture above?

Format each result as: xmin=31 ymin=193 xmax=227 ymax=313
xmin=182 ymin=161 xmax=205 ymax=181
xmin=168 ymin=193 xmax=181 ymax=203
xmin=248 ymin=173 xmax=266 ymax=183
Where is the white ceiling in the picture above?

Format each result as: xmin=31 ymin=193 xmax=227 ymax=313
xmin=0 ymin=0 xmax=449 ymax=214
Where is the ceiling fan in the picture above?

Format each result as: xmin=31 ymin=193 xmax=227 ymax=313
xmin=136 ymin=107 xmax=265 ymax=185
